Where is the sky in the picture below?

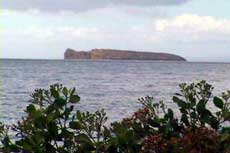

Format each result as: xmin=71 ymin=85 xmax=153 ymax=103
xmin=1 ymin=0 xmax=230 ymax=61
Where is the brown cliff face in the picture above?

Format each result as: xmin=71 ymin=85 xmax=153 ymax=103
xmin=64 ymin=48 xmax=186 ymax=61
xmin=64 ymin=48 xmax=91 ymax=59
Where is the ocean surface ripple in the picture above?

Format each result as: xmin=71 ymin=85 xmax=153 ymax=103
xmin=1 ymin=59 xmax=230 ymax=124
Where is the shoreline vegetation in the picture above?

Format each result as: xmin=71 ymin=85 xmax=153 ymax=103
xmin=0 ymin=81 xmax=229 ymax=153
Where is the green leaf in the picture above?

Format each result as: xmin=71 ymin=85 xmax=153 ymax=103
xmin=181 ymin=114 xmax=189 ymax=126
xmin=196 ymin=100 xmax=206 ymax=114
xmin=63 ymin=106 xmax=74 ymax=116
xmin=75 ymin=134 xmax=94 ymax=146
xmin=209 ymin=116 xmax=219 ymax=130
xmin=62 ymin=87 xmax=68 ymax=97
xmin=103 ymin=126 xmax=111 ymax=139
xmin=213 ymin=97 xmax=224 ymax=109
xmin=180 ymin=108 xmax=188 ymax=114
xmin=26 ymin=104 xmax=36 ymax=113
xmin=51 ymin=88 xmax=59 ymax=98
xmin=76 ymin=110 xmax=82 ymax=120
xmin=149 ymin=119 xmax=161 ymax=127
xmin=16 ymin=140 xmax=33 ymax=151
xmin=61 ymin=128 xmax=74 ymax=139
xmin=54 ymin=98 xmax=66 ymax=108
xmin=70 ymin=87 xmax=76 ymax=96
xmin=189 ymin=95 xmax=196 ymax=107
xmin=188 ymin=94 xmax=196 ymax=104
xmin=200 ymin=109 xmax=215 ymax=126
xmin=167 ymin=109 xmax=174 ymax=120
xmin=172 ymin=96 xmax=180 ymax=103
xmin=69 ymin=95 xmax=80 ymax=103
xmin=173 ymin=96 xmax=187 ymax=108
xmin=222 ymin=111 xmax=230 ymax=121
xmin=69 ymin=121 xmax=82 ymax=130
xmin=190 ymin=111 xmax=197 ymax=119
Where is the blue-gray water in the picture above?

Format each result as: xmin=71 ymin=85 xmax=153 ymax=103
xmin=1 ymin=59 xmax=230 ymax=124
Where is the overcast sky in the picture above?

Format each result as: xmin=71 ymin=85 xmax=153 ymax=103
xmin=1 ymin=0 xmax=230 ymax=61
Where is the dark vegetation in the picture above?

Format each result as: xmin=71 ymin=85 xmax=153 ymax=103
xmin=0 ymin=81 xmax=229 ymax=153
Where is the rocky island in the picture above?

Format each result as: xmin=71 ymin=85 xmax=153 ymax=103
xmin=64 ymin=48 xmax=186 ymax=61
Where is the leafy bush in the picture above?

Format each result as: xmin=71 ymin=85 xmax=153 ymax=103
xmin=0 ymin=80 xmax=229 ymax=153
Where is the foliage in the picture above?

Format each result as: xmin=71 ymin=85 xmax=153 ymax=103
xmin=0 ymin=80 xmax=229 ymax=153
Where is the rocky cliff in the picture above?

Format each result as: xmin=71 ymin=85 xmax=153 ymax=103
xmin=64 ymin=48 xmax=186 ymax=61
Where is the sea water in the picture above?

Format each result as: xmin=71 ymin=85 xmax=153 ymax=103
xmin=1 ymin=59 xmax=230 ymax=124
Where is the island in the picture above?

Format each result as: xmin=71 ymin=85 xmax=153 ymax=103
xmin=64 ymin=48 xmax=186 ymax=61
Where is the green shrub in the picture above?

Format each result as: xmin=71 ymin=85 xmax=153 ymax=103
xmin=0 ymin=80 xmax=229 ymax=153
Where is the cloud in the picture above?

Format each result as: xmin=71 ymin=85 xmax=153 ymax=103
xmin=155 ymin=14 xmax=230 ymax=34
xmin=153 ymin=14 xmax=230 ymax=43
xmin=2 ymin=11 xmax=230 ymax=61
xmin=2 ymin=26 xmax=100 ymax=41
xmin=2 ymin=0 xmax=190 ymax=12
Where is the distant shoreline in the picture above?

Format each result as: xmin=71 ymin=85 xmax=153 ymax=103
xmin=2 ymin=58 xmax=230 ymax=64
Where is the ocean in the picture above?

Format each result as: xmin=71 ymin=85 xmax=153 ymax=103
xmin=1 ymin=59 xmax=230 ymax=124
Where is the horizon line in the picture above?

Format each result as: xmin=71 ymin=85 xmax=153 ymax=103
xmin=1 ymin=57 xmax=230 ymax=64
